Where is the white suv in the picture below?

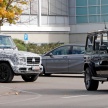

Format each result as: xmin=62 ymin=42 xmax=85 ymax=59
xmin=0 ymin=34 xmax=43 ymax=83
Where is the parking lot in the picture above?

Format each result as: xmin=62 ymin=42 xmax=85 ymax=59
xmin=0 ymin=74 xmax=108 ymax=108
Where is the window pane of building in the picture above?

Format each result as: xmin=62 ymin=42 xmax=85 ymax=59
xmin=41 ymin=0 xmax=48 ymax=15
xmin=49 ymin=0 xmax=56 ymax=15
xmin=88 ymin=0 xmax=97 ymax=6
xmin=49 ymin=0 xmax=68 ymax=16
xmin=89 ymin=15 xmax=100 ymax=23
xmin=22 ymin=2 xmax=30 ymax=14
xmin=97 ymin=0 xmax=100 ymax=5
xmin=29 ymin=15 xmax=37 ymax=25
xmin=76 ymin=0 xmax=87 ymax=6
xmin=56 ymin=0 xmax=62 ymax=15
xmin=101 ymin=15 xmax=108 ymax=22
xmin=42 ymin=16 xmax=48 ymax=25
xmin=89 ymin=6 xmax=100 ymax=15
xmin=101 ymin=0 xmax=108 ymax=5
xmin=101 ymin=6 xmax=108 ymax=14
xmin=20 ymin=15 xmax=30 ymax=24
xmin=76 ymin=7 xmax=87 ymax=15
xmin=31 ymin=0 xmax=38 ymax=14
xmin=76 ymin=16 xmax=88 ymax=23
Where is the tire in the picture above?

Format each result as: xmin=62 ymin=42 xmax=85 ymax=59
xmin=21 ymin=74 xmax=39 ymax=82
xmin=44 ymin=73 xmax=51 ymax=76
xmin=0 ymin=63 xmax=14 ymax=83
xmin=43 ymin=67 xmax=51 ymax=76
xmin=84 ymin=67 xmax=99 ymax=91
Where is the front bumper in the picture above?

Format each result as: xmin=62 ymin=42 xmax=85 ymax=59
xmin=12 ymin=65 xmax=43 ymax=75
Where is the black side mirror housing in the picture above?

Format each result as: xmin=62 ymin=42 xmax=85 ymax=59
xmin=49 ymin=53 xmax=53 ymax=57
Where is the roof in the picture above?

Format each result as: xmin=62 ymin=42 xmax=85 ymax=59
xmin=0 ymin=34 xmax=11 ymax=37
xmin=62 ymin=43 xmax=85 ymax=46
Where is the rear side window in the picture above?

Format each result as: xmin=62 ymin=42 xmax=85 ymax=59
xmin=72 ymin=46 xmax=85 ymax=54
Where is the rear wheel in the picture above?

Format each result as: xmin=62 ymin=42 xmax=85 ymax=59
xmin=0 ymin=63 xmax=14 ymax=83
xmin=84 ymin=67 xmax=99 ymax=91
xmin=21 ymin=74 xmax=39 ymax=82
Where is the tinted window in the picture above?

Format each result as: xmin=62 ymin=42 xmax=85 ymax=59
xmin=72 ymin=46 xmax=85 ymax=54
xmin=51 ymin=46 xmax=71 ymax=55
xmin=86 ymin=36 xmax=93 ymax=52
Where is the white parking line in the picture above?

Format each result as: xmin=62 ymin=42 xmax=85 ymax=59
xmin=62 ymin=95 xmax=89 ymax=99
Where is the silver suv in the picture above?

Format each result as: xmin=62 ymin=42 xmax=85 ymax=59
xmin=0 ymin=34 xmax=43 ymax=83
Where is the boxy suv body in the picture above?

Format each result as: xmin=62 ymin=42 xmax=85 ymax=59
xmin=84 ymin=29 xmax=108 ymax=90
xmin=0 ymin=34 xmax=43 ymax=83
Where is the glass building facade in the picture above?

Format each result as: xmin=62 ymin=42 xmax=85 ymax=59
xmin=18 ymin=0 xmax=69 ymax=26
xmin=19 ymin=0 xmax=108 ymax=25
xmin=69 ymin=0 xmax=108 ymax=24
xmin=5 ymin=0 xmax=108 ymax=44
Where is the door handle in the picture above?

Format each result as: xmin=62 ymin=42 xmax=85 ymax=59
xmin=63 ymin=56 xmax=68 ymax=58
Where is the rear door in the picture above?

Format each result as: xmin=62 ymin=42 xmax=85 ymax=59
xmin=68 ymin=45 xmax=85 ymax=73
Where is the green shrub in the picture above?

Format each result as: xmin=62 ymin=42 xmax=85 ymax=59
xmin=13 ymin=39 xmax=63 ymax=54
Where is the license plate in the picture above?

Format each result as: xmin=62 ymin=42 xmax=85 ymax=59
xmin=32 ymin=66 xmax=40 ymax=71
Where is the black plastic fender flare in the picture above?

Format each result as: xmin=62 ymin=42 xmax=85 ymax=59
xmin=84 ymin=62 xmax=96 ymax=76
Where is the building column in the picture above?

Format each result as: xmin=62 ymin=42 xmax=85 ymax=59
xmin=38 ymin=0 xmax=41 ymax=26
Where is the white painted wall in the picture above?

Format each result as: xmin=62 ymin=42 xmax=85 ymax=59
xmin=69 ymin=23 xmax=108 ymax=44
xmin=69 ymin=33 xmax=86 ymax=44
xmin=70 ymin=23 xmax=107 ymax=33
xmin=4 ymin=32 xmax=69 ymax=44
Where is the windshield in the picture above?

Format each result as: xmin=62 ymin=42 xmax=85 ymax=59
xmin=0 ymin=36 xmax=16 ymax=49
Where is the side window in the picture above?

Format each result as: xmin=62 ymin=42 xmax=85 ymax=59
xmin=0 ymin=37 xmax=6 ymax=45
xmin=51 ymin=46 xmax=71 ymax=55
xmin=94 ymin=35 xmax=100 ymax=51
xmin=72 ymin=46 xmax=85 ymax=54
xmin=86 ymin=36 xmax=93 ymax=52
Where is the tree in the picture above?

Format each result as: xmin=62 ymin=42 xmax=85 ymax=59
xmin=0 ymin=0 xmax=28 ymax=26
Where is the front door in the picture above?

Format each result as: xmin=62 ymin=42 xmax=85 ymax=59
xmin=45 ymin=45 xmax=71 ymax=73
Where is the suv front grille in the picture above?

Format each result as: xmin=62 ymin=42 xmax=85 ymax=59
xmin=27 ymin=57 xmax=40 ymax=64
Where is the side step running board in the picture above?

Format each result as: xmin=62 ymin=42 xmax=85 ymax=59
xmin=92 ymin=77 xmax=108 ymax=81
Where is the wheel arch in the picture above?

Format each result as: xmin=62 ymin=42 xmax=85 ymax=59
xmin=84 ymin=62 xmax=96 ymax=76
xmin=0 ymin=61 xmax=14 ymax=73
xmin=84 ymin=63 xmax=89 ymax=71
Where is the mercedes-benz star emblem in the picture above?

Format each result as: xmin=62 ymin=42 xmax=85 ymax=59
xmin=32 ymin=58 xmax=35 ymax=62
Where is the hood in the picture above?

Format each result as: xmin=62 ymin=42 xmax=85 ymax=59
xmin=0 ymin=49 xmax=40 ymax=58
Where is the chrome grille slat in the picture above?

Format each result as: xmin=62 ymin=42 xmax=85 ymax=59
xmin=27 ymin=57 xmax=40 ymax=64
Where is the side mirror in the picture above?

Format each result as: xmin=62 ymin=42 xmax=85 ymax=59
xmin=49 ymin=53 xmax=53 ymax=57
xmin=99 ymin=45 xmax=107 ymax=50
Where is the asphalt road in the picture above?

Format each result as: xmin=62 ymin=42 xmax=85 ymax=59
xmin=0 ymin=74 xmax=108 ymax=108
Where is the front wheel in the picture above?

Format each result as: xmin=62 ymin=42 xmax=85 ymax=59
xmin=84 ymin=67 xmax=99 ymax=91
xmin=0 ymin=63 xmax=14 ymax=83
xmin=21 ymin=74 xmax=39 ymax=82
xmin=43 ymin=66 xmax=51 ymax=76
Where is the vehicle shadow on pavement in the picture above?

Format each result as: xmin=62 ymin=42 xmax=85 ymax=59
xmin=24 ymin=88 xmax=108 ymax=96
xmin=10 ymin=81 xmax=26 ymax=83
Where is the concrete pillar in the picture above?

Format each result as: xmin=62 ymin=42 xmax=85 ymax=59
xmin=38 ymin=0 xmax=41 ymax=26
